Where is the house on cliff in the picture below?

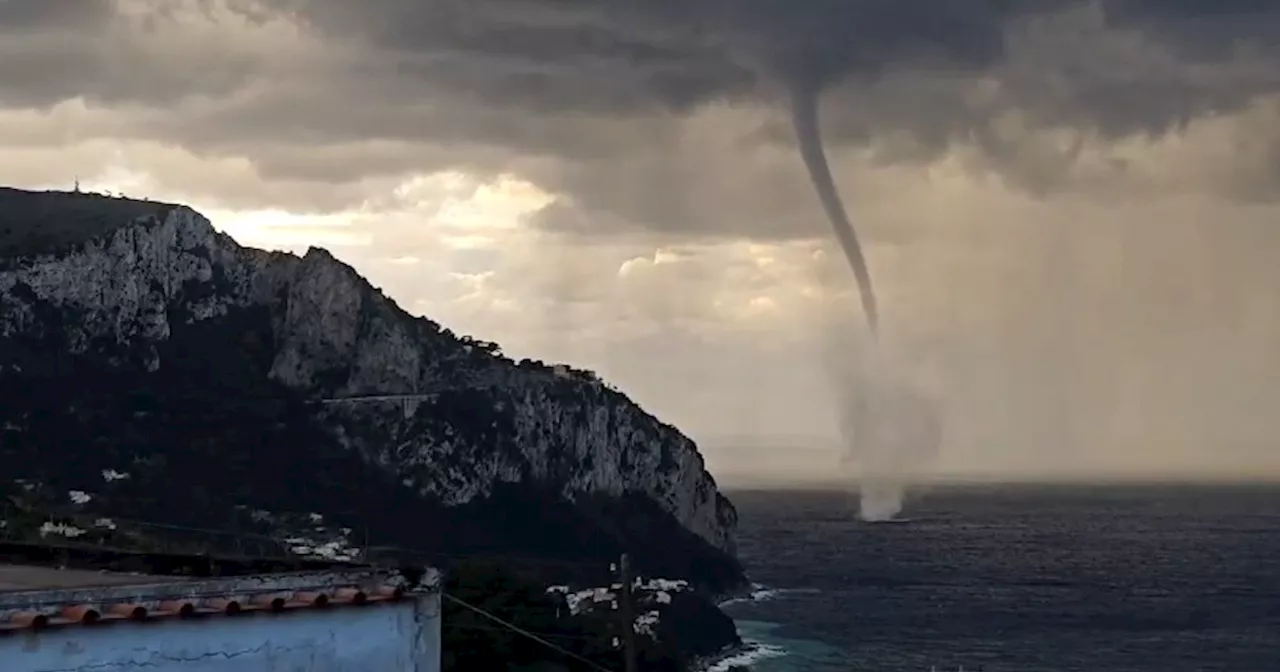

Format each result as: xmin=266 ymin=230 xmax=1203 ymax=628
xmin=0 ymin=544 xmax=442 ymax=672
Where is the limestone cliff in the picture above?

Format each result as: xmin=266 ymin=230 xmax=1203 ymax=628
xmin=0 ymin=187 xmax=743 ymax=592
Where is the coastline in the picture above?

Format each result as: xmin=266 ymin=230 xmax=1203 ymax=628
xmin=695 ymin=620 xmax=789 ymax=672
xmin=698 ymin=583 xmax=843 ymax=671
xmin=693 ymin=584 xmax=788 ymax=671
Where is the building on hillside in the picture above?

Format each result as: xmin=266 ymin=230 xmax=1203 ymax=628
xmin=0 ymin=557 xmax=442 ymax=672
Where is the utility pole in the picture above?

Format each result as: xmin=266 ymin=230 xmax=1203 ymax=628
xmin=619 ymin=553 xmax=637 ymax=672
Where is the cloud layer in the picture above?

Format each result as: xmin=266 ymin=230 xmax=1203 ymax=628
xmin=5 ymin=0 xmax=1280 ymax=231
xmin=4 ymin=1 xmax=1280 ymax=481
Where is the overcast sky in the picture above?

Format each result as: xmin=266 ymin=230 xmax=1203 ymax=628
xmin=4 ymin=0 xmax=1280 ymax=483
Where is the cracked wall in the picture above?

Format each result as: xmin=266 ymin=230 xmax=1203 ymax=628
xmin=3 ymin=595 xmax=441 ymax=672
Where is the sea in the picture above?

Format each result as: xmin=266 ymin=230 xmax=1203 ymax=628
xmin=713 ymin=483 xmax=1280 ymax=672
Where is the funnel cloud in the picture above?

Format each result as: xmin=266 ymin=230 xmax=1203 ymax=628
xmin=790 ymin=82 xmax=935 ymax=518
xmin=790 ymin=86 xmax=879 ymax=337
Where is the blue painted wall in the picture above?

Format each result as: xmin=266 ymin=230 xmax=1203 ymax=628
xmin=3 ymin=595 xmax=441 ymax=672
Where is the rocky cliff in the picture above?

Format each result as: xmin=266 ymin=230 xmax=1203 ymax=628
xmin=0 ymin=187 xmax=745 ymax=595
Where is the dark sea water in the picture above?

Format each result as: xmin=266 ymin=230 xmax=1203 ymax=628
xmin=717 ymin=484 xmax=1280 ymax=672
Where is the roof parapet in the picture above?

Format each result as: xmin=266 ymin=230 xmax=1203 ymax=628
xmin=0 ymin=565 xmax=440 ymax=633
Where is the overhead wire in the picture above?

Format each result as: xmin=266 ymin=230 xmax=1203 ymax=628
xmin=444 ymin=592 xmax=619 ymax=672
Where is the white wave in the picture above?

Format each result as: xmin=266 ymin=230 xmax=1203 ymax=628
xmin=719 ymin=584 xmax=819 ymax=607
xmin=704 ymin=641 xmax=788 ymax=672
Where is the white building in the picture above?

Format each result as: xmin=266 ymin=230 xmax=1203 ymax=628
xmin=0 ymin=561 xmax=442 ymax=672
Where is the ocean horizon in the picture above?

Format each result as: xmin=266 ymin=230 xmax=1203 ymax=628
xmin=717 ymin=482 xmax=1280 ymax=671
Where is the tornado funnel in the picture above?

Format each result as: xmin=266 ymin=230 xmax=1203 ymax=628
xmin=790 ymin=89 xmax=879 ymax=337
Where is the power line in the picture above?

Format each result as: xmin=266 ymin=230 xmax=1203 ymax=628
xmin=443 ymin=592 xmax=617 ymax=672
xmin=442 ymin=622 xmax=599 ymax=643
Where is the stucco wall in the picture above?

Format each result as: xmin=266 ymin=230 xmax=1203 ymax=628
xmin=3 ymin=595 xmax=441 ymax=672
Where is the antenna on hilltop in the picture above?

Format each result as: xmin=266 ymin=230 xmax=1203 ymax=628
xmin=73 ymin=177 xmax=81 ymax=193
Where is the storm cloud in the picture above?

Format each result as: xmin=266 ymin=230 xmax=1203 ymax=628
xmin=3 ymin=0 xmax=1280 ymax=236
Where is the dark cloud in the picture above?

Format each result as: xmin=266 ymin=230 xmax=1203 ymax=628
xmin=274 ymin=1 xmax=1280 ymax=125
xmin=5 ymin=0 xmax=1280 ymax=235
xmin=10 ymin=1 xmax=1280 ymax=142
xmin=283 ymin=0 xmax=1033 ymax=109
xmin=0 ymin=0 xmax=258 ymax=109
xmin=1008 ymin=3 xmax=1280 ymax=139
xmin=1108 ymin=0 xmax=1280 ymax=46
xmin=0 ymin=0 xmax=115 ymax=31
xmin=0 ymin=0 xmax=114 ymax=107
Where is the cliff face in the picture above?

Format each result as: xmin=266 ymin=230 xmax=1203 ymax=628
xmin=0 ymin=187 xmax=743 ymax=592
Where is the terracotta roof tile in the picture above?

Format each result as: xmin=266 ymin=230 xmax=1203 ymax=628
xmin=0 ymin=563 xmax=440 ymax=633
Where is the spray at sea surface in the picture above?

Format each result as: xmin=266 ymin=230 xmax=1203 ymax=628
xmin=790 ymin=87 xmax=943 ymax=521
xmin=828 ymin=339 xmax=943 ymax=521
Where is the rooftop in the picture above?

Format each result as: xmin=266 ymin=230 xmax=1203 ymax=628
xmin=0 ymin=563 xmax=188 ymax=591
xmin=0 ymin=541 xmax=440 ymax=634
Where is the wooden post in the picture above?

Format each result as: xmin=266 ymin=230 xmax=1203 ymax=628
xmin=620 ymin=553 xmax=637 ymax=672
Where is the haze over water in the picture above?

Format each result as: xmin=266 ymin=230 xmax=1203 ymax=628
xmin=706 ymin=211 xmax=1280 ymax=493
